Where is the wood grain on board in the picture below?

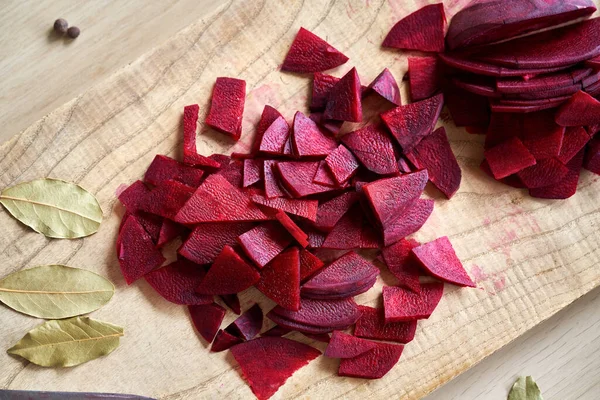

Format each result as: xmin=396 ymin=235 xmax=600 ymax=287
xmin=1 ymin=1 xmax=600 ymax=399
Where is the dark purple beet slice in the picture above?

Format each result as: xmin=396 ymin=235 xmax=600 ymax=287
xmin=381 ymin=93 xmax=444 ymax=152
xmin=321 ymin=204 xmax=382 ymax=250
xmin=252 ymin=193 xmax=318 ymax=221
xmin=221 ymin=294 xmax=242 ymax=314
xmin=226 ymin=304 xmax=263 ymax=340
xmin=182 ymin=104 xmax=221 ymax=169
xmin=341 ymin=124 xmax=398 ymax=175
xmin=504 ymin=84 xmax=581 ymax=100
xmin=382 ymin=3 xmax=445 ymax=52
xmin=485 ymin=112 xmax=524 ymax=149
xmin=299 ymin=249 xmax=325 ymax=282
xmin=256 ymin=247 xmax=301 ymax=311
xmin=215 ymin=157 xmax=244 ymax=188
xmin=555 ymin=90 xmax=600 ymax=126
xmin=302 ymin=222 xmax=327 ymax=249
xmin=324 ymin=331 xmax=377 ymax=358
xmin=268 ymin=297 xmax=362 ymax=331
xmin=259 ymin=116 xmax=290 ymax=155
xmin=262 ymin=325 xmax=292 ymax=337
xmin=497 ymin=68 xmax=592 ymax=94
xmin=586 ymin=54 xmax=600 ymax=68
xmin=585 ymin=79 xmax=600 ymax=97
xmin=324 ymin=145 xmax=360 ymax=184
xmin=558 ymin=126 xmax=591 ymax=164
xmin=230 ymin=337 xmax=321 ymax=400
xmin=354 ymin=305 xmax=417 ymax=344
xmin=281 ymin=27 xmax=349 ymax=73
xmin=189 ymin=303 xmax=226 ymax=343
xmin=211 ymin=329 xmax=243 ymax=352
xmin=408 ymin=57 xmax=440 ymax=101
xmin=521 ymin=109 xmax=565 ymax=159
xmin=276 ymin=161 xmax=341 ymax=197
xmin=313 ymin=160 xmax=339 ymax=187
xmin=205 ymin=77 xmax=245 ymax=141
xmin=116 ymin=215 xmax=166 ymax=285
xmin=397 ymin=157 xmax=412 ymax=173
xmin=446 ymin=0 xmax=596 ymax=50
xmin=238 ymin=222 xmax=293 ymax=268
xmin=444 ymin=86 xmax=491 ymax=127
xmin=480 ymin=160 xmax=527 ymax=189
xmin=311 ymin=73 xmax=340 ymax=110
xmin=517 ymin=158 xmax=570 ymax=188
xmin=157 ymin=219 xmax=186 ymax=248
xmin=491 ymin=97 xmax=571 ymax=113
xmin=439 ymin=52 xmax=571 ymax=77
xmin=585 ymin=136 xmax=600 ymax=174
xmin=179 ymin=222 xmax=255 ymax=265
xmin=243 ymin=158 xmax=263 ymax=188
xmin=314 ymin=191 xmax=359 ymax=232
xmin=484 ymin=137 xmax=537 ymax=179
xmin=368 ymin=68 xmax=401 ymax=105
xmin=266 ymin=314 xmax=337 ymax=334
xmin=582 ymin=70 xmax=600 ymax=88
xmin=382 ymin=199 xmax=434 ymax=246
xmin=530 ymin=148 xmax=584 ymax=199
xmin=292 ymin=112 xmax=338 ymax=158
xmin=253 ymin=106 xmax=283 ymax=154
xmin=338 ymin=341 xmax=404 ymax=379
xmin=301 ymin=277 xmax=377 ymax=300
xmin=145 ymin=259 xmax=211 ymax=305
xmin=383 ymin=283 xmax=444 ymax=322
xmin=451 ymin=75 xmax=499 ymax=98
xmin=381 ymin=238 xmax=422 ymax=293
xmin=324 ymin=67 xmax=362 ymax=123
xmin=264 ymin=160 xmax=286 ymax=198
xmin=405 ymin=126 xmax=461 ymax=198
xmin=275 ymin=211 xmax=309 ymax=248
xmin=412 ymin=236 xmax=475 ymax=287
xmin=145 ymin=155 xmax=205 ymax=187
xmin=196 ymin=245 xmax=260 ymax=295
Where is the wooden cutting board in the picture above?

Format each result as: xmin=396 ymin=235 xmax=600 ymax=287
xmin=1 ymin=1 xmax=600 ymax=399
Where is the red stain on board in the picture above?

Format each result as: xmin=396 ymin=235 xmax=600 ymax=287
xmin=493 ymin=276 xmax=506 ymax=292
xmin=470 ymin=265 xmax=488 ymax=283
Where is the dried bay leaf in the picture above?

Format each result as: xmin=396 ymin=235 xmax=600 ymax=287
xmin=0 ymin=265 xmax=114 ymax=319
xmin=508 ymin=376 xmax=544 ymax=400
xmin=8 ymin=317 xmax=124 ymax=367
xmin=0 ymin=178 xmax=102 ymax=239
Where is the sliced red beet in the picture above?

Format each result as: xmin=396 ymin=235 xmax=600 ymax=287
xmin=243 ymin=158 xmax=264 ymax=188
xmin=274 ymin=211 xmax=309 ymax=248
xmin=439 ymin=53 xmax=571 ymax=78
xmin=292 ymin=112 xmax=337 ymax=158
xmin=314 ymin=191 xmax=359 ymax=232
xmin=189 ymin=303 xmax=226 ymax=343
xmin=251 ymin=194 xmax=318 ymax=222
xmin=276 ymin=161 xmax=340 ymax=197
xmin=238 ymin=222 xmax=293 ymax=268
xmin=322 ymin=204 xmax=381 ymax=250
xmin=145 ymin=259 xmax=212 ymax=305
xmin=175 ymin=174 xmax=269 ymax=224
xmin=145 ymin=155 xmax=205 ymax=188
xmin=354 ymin=305 xmax=417 ymax=344
xmin=368 ymin=68 xmax=401 ymax=106
xmin=381 ymin=93 xmax=444 ymax=152
xmin=230 ymin=337 xmax=321 ymax=400
xmin=338 ymin=341 xmax=404 ymax=379
xmin=505 ymin=84 xmax=582 ymax=101
xmin=259 ymin=116 xmax=290 ymax=155
xmin=309 ymin=112 xmax=345 ymax=136
xmin=521 ymin=109 xmax=565 ymax=159
xmin=266 ymin=314 xmax=334 ymax=334
xmin=205 ymin=77 xmax=245 ymax=141
xmin=324 ymin=67 xmax=362 ymax=123
xmin=137 ymin=180 xmax=195 ymax=220
xmin=382 ymin=199 xmax=434 ymax=246
xmin=311 ymin=73 xmax=340 ymax=110
xmin=324 ymin=331 xmax=377 ymax=358
xmin=302 ymin=251 xmax=379 ymax=300
xmin=412 ymin=236 xmax=475 ymax=287
xmin=179 ymin=222 xmax=255 ymax=265
xmin=382 ymin=3 xmax=445 ymax=52
xmin=221 ymin=294 xmax=242 ymax=315
xmin=555 ymin=90 xmax=600 ymax=126
xmin=256 ymin=247 xmax=301 ymax=311
xmin=397 ymin=157 xmax=413 ymax=173
xmin=324 ymin=145 xmax=360 ymax=184
xmin=381 ymin=238 xmax=422 ymax=293
xmin=196 ymin=245 xmax=260 ymax=295
xmin=517 ymin=158 xmax=571 ymax=188
xmin=281 ymin=27 xmax=348 ymax=73
xmin=226 ymin=304 xmax=263 ymax=340
xmin=211 ymin=329 xmax=243 ymax=352
xmin=262 ymin=325 xmax=292 ymax=337
xmin=301 ymin=222 xmax=327 ymax=249
xmin=129 ymin=212 xmax=163 ymax=245
xmin=485 ymin=112 xmax=524 ymax=149
xmin=585 ymin=136 xmax=600 ymax=174
xmin=451 ymin=75 xmax=499 ymax=98
xmin=253 ymin=106 xmax=284 ymax=154
xmin=182 ymin=104 xmax=221 ymax=169
xmin=496 ymin=68 xmax=592 ymax=94
xmin=491 ymin=96 xmax=571 ymax=114
xmin=383 ymin=283 xmax=444 ymax=322
xmin=530 ymin=148 xmax=584 ymax=199
xmin=558 ymin=126 xmax=591 ymax=164
xmin=118 ymin=180 xmax=151 ymax=213
xmin=341 ymin=124 xmax=398 ymax=176
xmin=480 ymin=160 xmax=527 ymax=189
xmin=406 ymin=126 xmax=461 ymax=198
xmin=408 ymin=57 xmax=440 ymax=101
xmin=299 ymin=249 xmax=325 ymax=281
xmin=444 ymin=86 xmax=491 ymax=128
xmin=484 ymin=137 xmax=537 ymax=179
xmin=313 ymin=160 xmax=339 ymax=187
xmin=157 ymin=219 xmax=186 ymax=248
xmin=264 ymin=160 xmax=286 ymax=198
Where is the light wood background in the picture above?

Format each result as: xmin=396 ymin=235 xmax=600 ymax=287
xmin=0 ymin=1 xmax=599 ymax=399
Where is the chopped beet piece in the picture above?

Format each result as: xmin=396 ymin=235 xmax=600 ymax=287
xmin=382 ymin=199 xmax=434 ymax=246
xmin=299 ymin=249 xmax=325 ymax=281
xmin=555 ymin=90 xmax=600 ymax=126
xmin=292 ymin=112 xmax=337 ymax=157
xmin=256 ymin=247 xmax=301 ymax=311
xmin=325 ymin=331 xmax=377 ymax=358
xmin=354 ymin=305 xmax=417 ymax=344
xmin=496 ymin=68 xmax=592 ymax=94
xmin=324 ymin=68 xmax=362 ymax=123
xmin=521 ymin=110 xmax=565 ymax=159
xmin=230 ymin=337 xmax=321 ymax=400
xmin=412 ymin=236 xmax=475 ymax=287
xmin=309 ymin=112 xmax=345 ymax=136
xmin=175 ymin=174 xmax=269 ymax=223
xmin=275 ymin=211 xmax=309 ymax=248
xmin=311 ymin=73 xmax=340 ymax=110
xmin=517 ymin=158 xmax=571 ymax=188
xmin=302 ymin=251 xmax=379 ymax=300
xmin=406 ymin=127 xmax=461 ymax=198
xmin=157 ymin=219 xmax=186 ymax=248
xmin=252 ymin=194 xmax=318 ymax=222
xmin=443 ymin=86 xmax=490 ymax=127
xmin=530 ymin=148 xmax=584 ymax=199
xmin=302 ymin=222 xmax=327 ymax=249
xmin=505 ymin=84 xmax=581 ymax=100
xmin=325 ymin=145 xmax=360 ymax=184
xmin=221 ymin=294 xmax=242 ymax=314
xmin=381 ymin=93 xmax=444 ymax=152
xmin=281 ymin=27 xmax=348 ymax=73
xmin=145 ymin=259 xmax=212 ymax=305
xmin=179 ymin=222 xmax=255 ymax=264
xmin=381 ymin=238 xmax=422 ymax=293
xmin=205 ymin=77 xmax=245 ymax=141
xmin=116 ymin=215 xmax=166 ymax=284
xmin=368 ymin=68 xmax=401 ymax=105
xmin=408 ymin=57 xmax=440 ymax=101
xmin=226 ymin=304 xmax=263 ymax=340
xmin=209 ymin=154 xmax=231 ymax=165
xmin=338 ymin=341 xmax=404 ymax=379
xmin=558 ymin=126 xmax=591 ymax=164
xmin=314 ymin=191 xmax=360 ymax=232
xmin=145 ymin=155 xmax=205 ymax=188
xmin=480 ymin=160 xmax=527 ymax=189
xmin=322 ymin=204 xmax=381 ymax=250
xmin=264 ymin=160 xmax=286 ymax=198
xmin=182 ymin=105 xmax=221 ymax=168
xmin=341 ymin=124 xmax=398 ymax=175
xmin=124 ymin=211 xmax=162 ymax=244
xmin=266 ymin=315 xmax=334 ymax=334
xmin=268 ymin=298 xmax=362 ymax=333
xmin=491 ymin=96 xmax=570 ymax=114
xmin=382 ymin=3 xmax=445 ymax=52
xmin=484 ymin=137 xmax=537 ymax=179
xmin=216 ymin=158 xmax=244 ymax=188
xmin=118 ymin=180 xmax=151 ymax=213
xmin=397 ymin=157 xmax=412 ymax=173
xmin=189 ymin=303 xmax=226 ymax=343
xmin=485 ymin=112 xmax=524 ymax=149
xmin=313 ymin=160 xmax=339 ymax=187
xmin=451 ymin=75 xmax=499 ymax=98
xmin=211 ymin=329 xmax=243 ymax=352
xmin=585 ymin=137 xmax=600 ymax=174
xmin=243 ymin=158 xmax=263 ymax=188
xmin=259 ymin=116 xmax=290 ymax=155
xmin=137 ymin=180 xmax=194 ymax=220
xmin=262 ymin=325 xmax=292 ymax=337
xmin=276 ymin=161 xmax=340 ymax=197
xmin=196 ymin=245 xmax=260 ymax=295
xmin=383 ymin=283 xmax=444 ymax=322
xmin=238 ymin=222 xmax=293 ymax=268
xmin=253 ymin=106 xmax=284 ymax=154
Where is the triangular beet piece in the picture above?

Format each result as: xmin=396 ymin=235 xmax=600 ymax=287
xmin=252 ymin=194 xmax=318 ymax=221
xmin=262 ymin=325 xmax=292 ymax=337
xmin=324 ymin=145 xmax=360 ymax=184
xmin=226 ymin=304 xmax=263 ymax=340
xmin=238 ymin=222 xmax=294 ymax=268
xmin=299 ymin=249 xmax=325 ymax=281
xmin=408 ymin=57 xmax=440 ymax=102
xmin=182 ymin=105 xmax=221 ymax=168
xmin=412 ymin=236 xmax=475 ymax=287
xmin=313 ymin=160 xmax=338 ymax=187
xmin=117 ymin=215 xmax=166 ymax=285
xmin=405 ymin=126 xmax=462 ymax=198
xmin=121 ymin=211 xmax=162 ymax=245
xmin=205 ymin=77 xmax=245 ymax=141
xmin=145 ymin=259 xmax=212 ymax=305
xmin=157 ymin=219 xmax=186 ymax=248
xmin=264 ymin=160 xmax=286 ymax=198
xmin=314 ymin=191 xmax=360 ymax=232
xmin=276 ymin=161 xmax=341 ymax=197
xmin=555 ymin=90 xmax=600 ymax=126
xmin=382 ymin=199 xmax=434 ymax=246
xmin=354 ymin=305 xmax=417 ymax=344
xmin=118 ymin=180 xmax=151 ymax=213
xmin=196 ymin=245 xmax=260 ymax=295
xmin=179 ymin=222 xmax=255 ymax=265
xmin=189 ymin=303 xmax=226 ymax=343
xmin=381 ymin=238 xmax=422 ymax=293
xmin=558 ymin=126 xmax=591 ymax=164
xmin=256 ymin=247 xmax=301 ymax=311
xmin=292 ymin=112 xmax=337 ymax=158
xmin=341 ymin=125 xmax=398 ymax=176
xmin=480 ymin=160 xmax=526 ymax=189
xmin=259 ymin=116 xmax=290 ymax=155
xmin=274 ymin=211 xmax=309 ymax=248
xmin=322 ymin=204 xmax=381 ymax=250
xmin=324 ymin=68 xmax=362 ymax=123
xmin=211 ymin=329 xmax=243 ymax=352
xmin=281 ymin=27 xmax=349 ymax=73
xmin=325 ymin=331 xmax=377 ymax=358
xmin=338 ymin=341 xmax=404 ymax=379
xmin=311 ymin=73 xmax=341 ymax=110
xmin=137 ymin=180 xmax=195 ymax=220
xmin=268 ymin=298 xmax=362 ymax=332
xmin=253 ymin=106 xmax=283 ymax=154
xmin=530 ymin=148 xmax=584 ymax=199
xmin=175 ymin=174 xmax=269 ymax=223
xmin=585 ymin=137 xmax=600 ymax=174
xmin=221 ymin=294 xmax=242 ymax=315
xmin=368 ymin=68 xmax=401 ymax=106
xmin=381 ymin=93 xmax=444 ymax=152
xmin=484 ymin=137 xmax=537 ymax=179
xmin=383 ymin=283 xmax=444 ymax=322
xmin=517 ymin=158 xmax=570 ymax=189
xmin=382 ymin=3 xmax=445 ymax=52
xmin=145 ymin=155 xmax=205 ymax=187
xmin=243 ymin=158 xmax=264 ymax=188
xmin=230 ymin=337 xmax=321 ymax=400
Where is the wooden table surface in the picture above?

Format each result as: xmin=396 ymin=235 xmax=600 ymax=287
xmin=0 ymin=1 xmax=599 ymax=399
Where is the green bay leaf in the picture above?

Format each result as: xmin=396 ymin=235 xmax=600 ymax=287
xmin=0 ymin=265 xmax=114 ymax=319
xmin=0 ymin=178 xmax=102 ymax=239
xmin=7 ymin=317 xmax=124 ymax=367
xmin=508 ymin=376 xmax=543 ymax=400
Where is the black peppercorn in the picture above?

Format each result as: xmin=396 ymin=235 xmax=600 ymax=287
xmin=67 ymin=26 xmax=80 ymax=39
xmin=53 ymin=18 xmax=68 ymax=34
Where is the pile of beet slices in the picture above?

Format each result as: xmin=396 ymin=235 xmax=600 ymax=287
xmin=115 ymin=1 xmax=600 ymax=398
